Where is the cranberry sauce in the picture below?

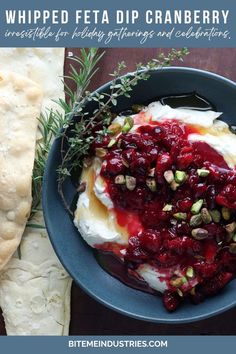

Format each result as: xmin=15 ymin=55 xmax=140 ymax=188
xmin=92 ymin=116 xmax=236 ymax=312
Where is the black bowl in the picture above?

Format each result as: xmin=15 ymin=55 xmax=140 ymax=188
xmin=43 ymin=67 xmax=236 ymax=323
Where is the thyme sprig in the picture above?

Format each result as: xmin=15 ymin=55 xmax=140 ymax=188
xmin=30 ymin=48 xmax=105 ymax=219
xmin=57 ymin=48 xmax=189 ymax=211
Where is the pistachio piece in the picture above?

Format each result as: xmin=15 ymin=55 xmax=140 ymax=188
xmin=108 ymin=123 xmax=122 ymax=135
xmin=190 ymin=214 xmax=202 ymax=227
xmin=132 ymin=104 xmax=144 ymax=113
xmin=233 ymin=234 xmax=236 ymax=242
xmin=225 ymin=222 xmax=236 ymax=234
xmin=162 ymin=204 xmax=173 ymax=212
xmin=107 ymin=138 xmax=116 ymax=148
xmin=209 ymin=209 xmax=221 ymax=223
xmin=122 ymin=157 xmax=129 ymax=168
xmin=125 ymin=175 xmax=136 ymax=191
xmin=197 ymin=168 xmax=210 ymax=177
xmin=164 ymin=170 xmax=174 ymax=184
xmin=146 ymin=178 xmax=157 ymax=192
xmin=191 ymin=228 xmax=209 ymax=240
xmin=170 ymin=276 xmax=187 ymax=288
xmin=117 ymin=139 xmax=122 ymax=148
xmin=186 ymin=266 xmax=195 ymax=279
xmin=115 ymin=175 xmax=125 ymax=185
xmin=148 ymin=168 xmax=155 ymax=177
xmin=191 ymin=199 xmax=204 ymax=215
xmin=175 ymin=170 xmax=187 ymax=184
xmin=122 ymin=116 xmax=134 ymax=133
xmin=173 ymin=212 xmax=187 ymax=221
xmin=222 ymin=207 xmax=231 ymax=221
xmin=229 ymin=243 xmax=236 ymax=254
xmin=201 ymin=208 xmax=212 ymax=224
xmin=95 ymin=147 xmax=107 ymax=158
xmin=190 ymin=287 xmax=196 ymax=296
xmin=176 ymin=289 xmax=184 ymax=297
xmin=170 ymin=180 xmax=180 ymax=191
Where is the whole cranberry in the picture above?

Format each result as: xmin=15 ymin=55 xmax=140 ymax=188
xmin=192 ymin=183 xmax=207 ymax=198
xmin=140 ymin=230 xmax=162 ymax=253
xmin=105 ymin=157 xmax=125 ymax=175
xmin=176 ymin=152 xmax=194 ymax=169
xmin=163 ymin=291 xmax=181 ymax=312
xmin=156 ymin=152 xmax=173 ymax=173
xmin=130 ymin=156 xmax=149 ymax=176
xmin=177 ymin=198 xmax=192 ymax=212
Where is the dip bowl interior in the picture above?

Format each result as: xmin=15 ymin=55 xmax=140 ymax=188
xmin=43 ymin=67 xmax=236 ymax=323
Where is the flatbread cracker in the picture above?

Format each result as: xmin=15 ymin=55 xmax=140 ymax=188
xmin=0 ymin=221 xmax=72 ymax=335
xmin=0 ymin=48 xmax=72 ymax=335
xmin=0 ymin=70 xmax=42 ymax=270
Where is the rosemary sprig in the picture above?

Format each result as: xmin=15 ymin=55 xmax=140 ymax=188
xmin=30 ymin=48 xmax=104 ymax=219
xmin=57 ymin=48 xmax=189 ymax=211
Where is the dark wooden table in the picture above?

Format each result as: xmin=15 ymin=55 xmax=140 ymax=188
xmin=1 ymin=48 xmax=236 ymax=335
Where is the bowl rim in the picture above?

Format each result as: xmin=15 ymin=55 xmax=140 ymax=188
xmin=43 ymin=66 xmax=236 ymax=324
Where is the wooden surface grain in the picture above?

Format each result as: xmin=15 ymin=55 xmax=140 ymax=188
xmin=1 ymin=48 xmax=236 ymax=335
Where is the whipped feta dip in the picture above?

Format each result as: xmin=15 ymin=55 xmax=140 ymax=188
xmin=74 ymin=100 xmax=236 ymax=293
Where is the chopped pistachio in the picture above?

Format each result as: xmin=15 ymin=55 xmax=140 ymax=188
xmin=191 ymin=228 xmax=209 ymax=240
xmin=170 ymin=277 xmax=187 ymax=288
xmin=197 ymin=168 xmax=210 ymax=177
xmin=191 ymin=199 xmax=204 ymax=215
xmin=125 ymin=116 xmax=134 ymax=127
xmin=122 ymin=116 xmax=134 ymax=133
xmin=95 ymin=147 xmax=107 ymax=158
xmin=132 ymin=104 xmax=144 ymax=113
xmin=146 ymin=178 xmax=157 ymax=192
xmin=190 ymin=214 xmax=202 ymax=227
xmin=107 ymin=138 xmax=116 ymax=148
xmin=186 ymin=266 xmax=195 ymax=279
xmin=108 ymin=123 xmax=122 ymax=135
xmin=225 ymin=222 xmax=236 ymax=234
xmin=125 ymin=176 xmax=136 ymax=191
xmin=115 ymin=175 xmax=125 ymax=185
xmin=229 ymin=243 xmax=236 ymax=254
xmin=117 ymin=139 xmax=122 ymax=148
xmin=190 ymin=287 xmax=196 ymax=296
xmin=209 ymin=209 xmax=221 ymax=223
xmin=148 ymin=168 xmax=155 ymax=177
xmin=233 ymin=234 xmax=236 ymax=242
xmin=176 ymin=289 xmax=184 ymax=297
xmin=173 ymin=212 xmax=187 ymax=221
xmin=175 ymin=170 xmax=187 ymax=184
xmin=122 ymin=157 xmax=129 ymax=168
xmin=222 ymin=207 xmax=231 ymax=221
xmin=162 ymin=204 xmax=173 ymax=212
xmin=164 ymin=170 xmax=174 ymax=184
xmin=122 ymin=122 xmax=131 ymax=133
xmin=170 ymin=180 xmax=180 ymax=191
xmin=201 ymin=208 xmax=212 ymax=224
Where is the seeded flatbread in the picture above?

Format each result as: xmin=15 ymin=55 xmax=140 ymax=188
xmin=0 ymin=70 xmax=43 ymax=270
